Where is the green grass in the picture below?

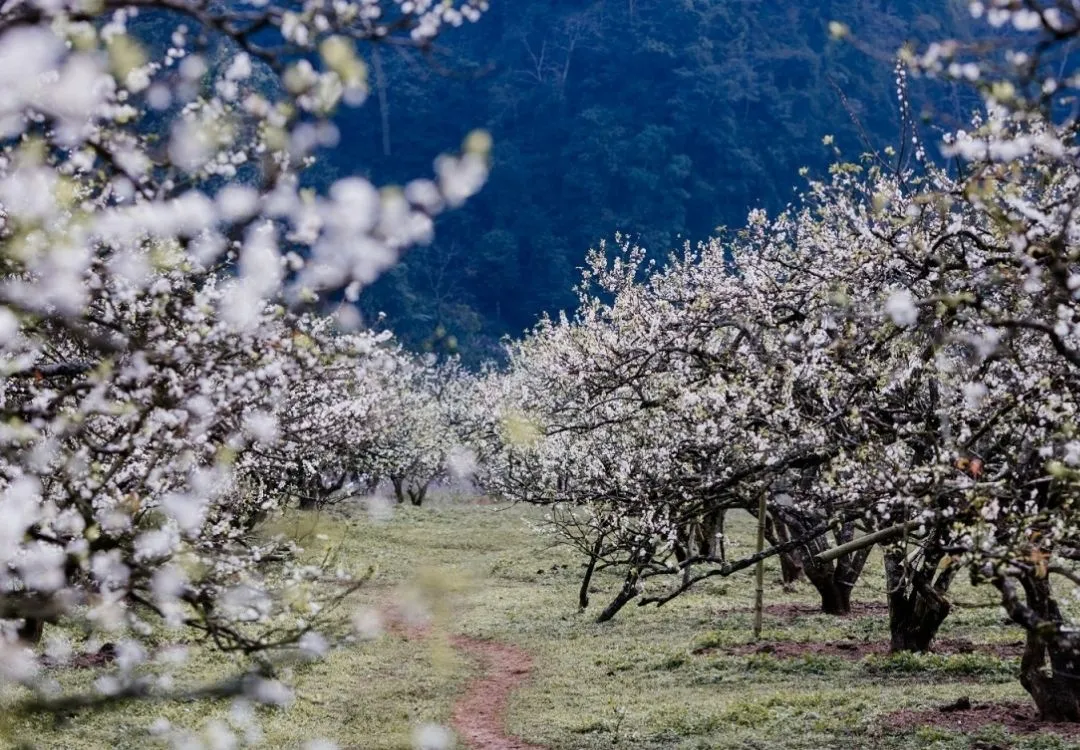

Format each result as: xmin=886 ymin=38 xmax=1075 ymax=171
xmin=0 ymin=503 xmax=1073 ymax=749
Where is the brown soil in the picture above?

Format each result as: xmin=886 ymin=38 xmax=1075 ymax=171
xmin=379 ymin=601 xmax=432 ymax=642
xmin=883 ymin=698 xmax=1080 ymax=740
xmin=450 ymin=636 xmax=544 ymax=750
xmin=722 ymin=601 xmax=890 ymax=620
xmin=694 ymin=637 xmax=1024 ymax=660
xmin=376 ymin=597 xmax=542 ymax=749
xmin=43 ymin=642 xmax=117 ymax=669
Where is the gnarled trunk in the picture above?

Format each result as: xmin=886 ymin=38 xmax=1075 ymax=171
xmin=884 ymin=546 xmax=956 ymax=653
xmin=807 ymin=573 xmax=852 ymax=615
xmin=674 ymin=507 xmax=725 ymax=561
xmin=998 ymin=573 xmax=1080 ymax=721
xmin=674 ymin=507 xmax=726 ymax=586
xmin=391 ymin=476 xmax=429 ymax=506
xmin=775 ymin=511 xmax=870 ymax=615
xmin=296 ymin=467 xmax=347 ymax=510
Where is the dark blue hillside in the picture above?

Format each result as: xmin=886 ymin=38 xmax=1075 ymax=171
xmin=132 ymin=2 xmax=984 ymax=361
xmin=327 ymin=1 xmax=981 ymax=361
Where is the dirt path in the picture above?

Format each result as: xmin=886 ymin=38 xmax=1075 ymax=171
xmin=449 ymin=636 xmax=544 ymax=750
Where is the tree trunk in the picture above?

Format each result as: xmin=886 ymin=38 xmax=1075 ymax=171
xmin=776 ymin=513 xmax=868 ymax=615
xmin=673 ymin=522 xmax=698 ymax=587
xmin=884 ymin=547 xmax=955 ymax=653
xmin=805 ymin=572 xmax=852 ymax=615
xmin=1022 ymin=644 xmax=1080 ymax=721
xmin=295 ymin=465 xmax=319 ymax=510
xmin=698 ymin=506 xmax=724 ymax=559
xmin=764 ymin=514 xmax=804 ymax=584
xmin=999 ymin=573 xmax=1080 ymax=721
xmin=777 ymin=551 xmax=804 ymax=585
xmin=17 ymin=617 xmax=44 ymax=645
xmin=407 ymin=482 xmax=428 ymax=506
xmin=595 ymin=569 xmax=640 ymax=623
xmin=390 ymin=476 xmax=406 ymax=505
xmin=887 ymin=592 xmax=950 ymax=653
xmin=578 ymin=537 xmax=603 ymax=611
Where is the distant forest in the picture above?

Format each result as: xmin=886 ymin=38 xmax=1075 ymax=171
xmin=320 ymin=0 xmax=975 ymax=360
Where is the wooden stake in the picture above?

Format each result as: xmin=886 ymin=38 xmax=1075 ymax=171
xmin=753 ymin=494 xmax=767 ymax=641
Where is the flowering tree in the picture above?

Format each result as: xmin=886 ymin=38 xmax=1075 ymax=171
xmin=0 ymin=0 xmax=490 ymax=730
xmin=484 ymin=235 xmax=859 ymax=621
xmin=732 ymin=161 xmax=976 ymax=648
xmin=371 ymin=355 xmax=468 ymax=506
xmin=235 ymin=322 xmax=393 ymax=510
xmin=892 ymin=0 xmax=1080 ymax=718
xmin=482 ymin=15 xmax=1080 ymax=709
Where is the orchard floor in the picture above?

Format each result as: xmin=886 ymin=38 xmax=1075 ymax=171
xmin=3 ymin=501 xmax=1078 ymax=750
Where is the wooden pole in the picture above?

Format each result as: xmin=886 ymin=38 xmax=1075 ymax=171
xmin=753 ymin=494 xmax=767 ymax=641
xmin=813 ymin=521 xmax=920 ymax=564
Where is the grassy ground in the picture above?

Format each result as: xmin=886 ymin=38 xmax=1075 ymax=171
xmin=1 ymin=501 xmax=1076 ymax=750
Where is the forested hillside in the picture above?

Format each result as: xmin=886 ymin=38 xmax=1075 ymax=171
xmin=333 ymin=0 xmax=974 ymax=358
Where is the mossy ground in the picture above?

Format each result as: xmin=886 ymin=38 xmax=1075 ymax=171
xmin=1 ymin=501 xmax=1075 ymax=750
